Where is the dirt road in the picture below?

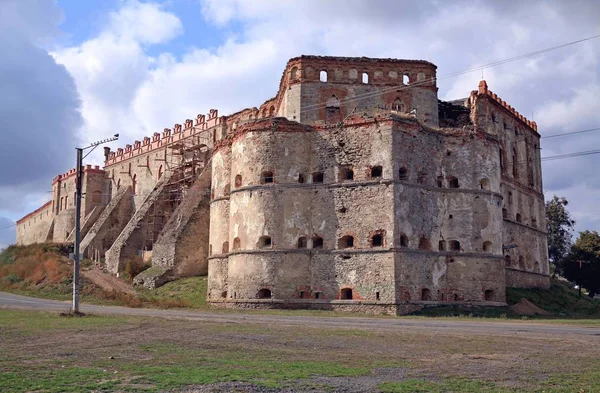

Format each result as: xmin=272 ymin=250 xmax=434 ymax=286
xmin=1 ymin=291 xmax=598 ymax=336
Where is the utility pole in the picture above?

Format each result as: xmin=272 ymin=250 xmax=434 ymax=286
xmin=72 ymin=134 xmax=119 ymax=314
xmin=73 ymin=148 xmax=83 ymax=313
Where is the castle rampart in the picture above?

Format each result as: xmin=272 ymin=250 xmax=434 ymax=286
xmin=17 ymin=55 xmax=549 ymax=314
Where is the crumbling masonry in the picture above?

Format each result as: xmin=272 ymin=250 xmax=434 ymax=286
xmin=16 ymin=55 xmax=549 ymax=314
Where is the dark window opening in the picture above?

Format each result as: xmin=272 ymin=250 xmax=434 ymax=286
xmin=222 ymin=241 xmax=229 ymax=254
xmin=400 ymin=234 xmax=409 ymax=247
xmin=508 ymin=191 xmax=513 ymax=204
xmin=418 ymin=236 xmax=432 ymax=251
xmin=480 ymin=178 xmax=490 ymax=190
xmin=297 ymin=236 xmax=307 ymax=249
xmin=299 ymin=291 xmax=305 ymax=299
xmin=484 ymin=290 xmax=494 ymax=301
xmin=436 ymin=176 xmax=444 ymax=188
xmin=417 ymin=171 xmax=427 ymax=184
xmin=312 ymin=172 xmax=324 ymax=183
xmin=483 ymin=241 xmax=492 ymax=253
xmin=449 ymin=240 xmax=460 ymax=251
xmin=233 ymin=237 xmax=241 ymax=250
xmin=234 ymin=174 xmax=242 ymax=188
xmin=376 ymin=291 xmax=380 ymax=301
xmin=221 ymin=291 xmax=227 ymax=298
xmin=398 ymin=167 xmax=408 ymax=181
xmin=261 ymin=171 xmax=274 ymax=184
xmin=421 ymin=288 xmax=432 ymax=301
xmin=372 ymin=233 xmax=383 ymax=247
xmin=516 ymin=213 xmax=522 ymax=223
xmin=312 ymin=236 xmax=323 ymax=249
xmin=453 ymin=293 xmax=459 ymax=301
xmin=371 ymin=166 xmax=383 ymax=178
xmin=257 ymin=288 xmax=272 ymax=299
xmin=298 ymin=173 xmax=305 ymax=183
xmin=341 ymin=288 xmax=353 ymax=300
xmin=505 ymin=255 xmax=511 ymax=267
xmin=340 ymin=167 xmax=354 ymax=181
xmin=502 ymin=208 xmax=508 ymax=219
xmin=518 ymin=255 xmax=525 ymax=269
xmin=448 ymin=176 xmax=459 ymax=188
xmin=438 ymin=240 xmax=446 ymax=251
xmin=259 ymin=236 xmax=272 ymax=249
xmin=338 ymin=235 xmax=354 ymax=249
xmin=513 ymin=149 xmax=518 ymax=178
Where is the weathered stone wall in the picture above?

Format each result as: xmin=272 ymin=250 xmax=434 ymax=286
xmin=81 ymin=186 xmax=134 ymax=261
xmin=16 ymin=202 xmax=53 ymax=245
xmin=150 ymin=164 xmax=212 ymax=278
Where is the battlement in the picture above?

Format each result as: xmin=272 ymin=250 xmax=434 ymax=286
xmin=473 ymin=80 xmax=538 ymax=132
xmin=52 ymin=164 xmax=106 ymax=185
xmin=104 ymin=109 xmax=222 ymax=167
xmin=16 ymin=201 xmax=52 ymax=224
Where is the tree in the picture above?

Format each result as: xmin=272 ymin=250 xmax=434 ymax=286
xmin=545 ymin=196 xmax=575 ymax=276
xmin=563 ymin=231 xmax=600 ymax=297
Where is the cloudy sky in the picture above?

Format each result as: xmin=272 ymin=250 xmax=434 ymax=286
xmin=0 ymin=0 xmax=599 ymax=248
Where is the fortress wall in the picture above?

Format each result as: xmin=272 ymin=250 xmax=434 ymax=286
xmin=16 ymin=202 xmax=53 ymax=246
xmin=394 ymin=252 xmax=506 ymax=303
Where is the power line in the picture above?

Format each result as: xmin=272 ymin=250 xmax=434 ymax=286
xmin=541 ymin=127 xmax=600 ymax=139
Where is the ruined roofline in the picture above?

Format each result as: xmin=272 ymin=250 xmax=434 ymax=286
xmin=288 ymin=55 xmax=437 ymax=69
xmin=104 ymin=109 xmax=221 ymax=167
xmin=52 ymin=164 xmax=105 ymax=185
xmin=473 ymin=80 xmax=538 ymax=132
xmin=16 ymin=201 xmax=52 ymax=224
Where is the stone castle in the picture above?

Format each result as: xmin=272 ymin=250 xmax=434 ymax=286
xmin=16 ymin=55 xmax=549 ymax=314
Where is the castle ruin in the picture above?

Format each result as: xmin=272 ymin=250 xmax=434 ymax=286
xmin=16 ymin=55 xmax=549 ymax=314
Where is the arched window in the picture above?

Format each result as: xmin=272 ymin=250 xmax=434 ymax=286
xmin=505 ymin=255 xmax=512 ymax=267
xmin=480 ymin=178 xmax=490 ymax=190
xmin=436 ymin=176 xmax=444 ymax=188
xmin=91 ymin=190 xmax=102 ymax=204
xmin=516 ymin=213 xmax=522 ymax=223
xmin=257 ymin=288 xmax=272 ymax=299
xmin=269 ymin=106 xmax=275 ymax=117
xmin=312 ymin=235 xmax=323 ymax=249
xmin=297 ymin=236 xmax=307 ymax=249
xmin=371 ymin=166 xmax=382 ymax=178
xmin=320 ymin=70 xmax=328 ymax=82
xmin=340 ymin=288 xmax=353 ymax=300
xmin=234 ymin=174 xmax=242 ymax=188
xmin=261 ymin=170 xmax=274 ymax=184
xmin=290 ymin=66 xmax=298 ymax=79
xmin=483 ymin=241 xmax=492 ymax=253
xmin=223 ymin=184 xmax=230 ymax=195
xmin=449 ymin=240 xmax=460 ymax=251
xmin=233 ymin=237 xmax=241 ymax=250
xmin=158 ymin=165 xmax=163 ymax=180
xmin=534 ymin=261 xmax=540 ymax=271
xmin=448 ymin=176 xmax=459 ymax=188
xmin=338 ymin=235 xmax=354 ymax=249
xmin=362 ymin=72 xmax=369 ymax=84
xmin=418 ymin=237 xmax=431 ymax=251
xmin=400 ymin=234 xmax=409 ymax=247
xmin=258 ymin=236 xmax=272 ymax=249
xmin=132 ymin=174 xmax=137 ymax=194
xmin=117 ymin=179 xmax=121 ymax=190
xmin=438 ymin=240 xmax=447 ymax=251
xmin=403 ymin=74 xmax=410 ymax=84
xmin=371 ymin=233 xmax=383 ymax=247
xmin=391 ymin=98 xmax=405 ymax=112
xmin=298 ymin=174 xmax=305 ymax=183
xmin=518 ymin=255 xmax=525 ymax=269
xmin=512 ymin=148 xmax=518 ymax=178
xmin=65 ymin=195 xmax=68 ymax=208
xmin=502 ymin=208 xmax=508 ymax=219
xmin=421 ymin=288 xmax=432 ymax=301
